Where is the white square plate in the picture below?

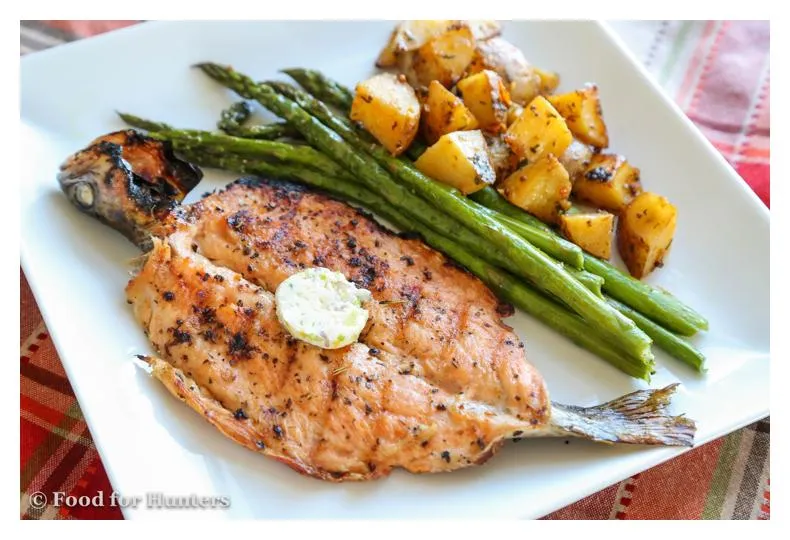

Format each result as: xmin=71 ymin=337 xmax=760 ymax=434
xmin=20 ymin=21 xmax=769 ymax=519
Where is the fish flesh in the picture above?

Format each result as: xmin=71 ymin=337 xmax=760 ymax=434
xmin=58 ymin=131 xmax=695 ymax=481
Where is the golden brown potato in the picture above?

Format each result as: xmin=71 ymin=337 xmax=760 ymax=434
xmin=350 ymin=73 xmax=420 ymax=156
xmin=421 ymin=81 xmax=479 ymax=144
xmin=456 ymin=70 xmax=512 ymax=133
xmin=376 ymin=20 xmax=457 ymax=68
xmin=559 ymin=211 xmax=615 ymax=259
xmin=409 ymin=25 xmax=477 ymax=89
xmin=548 ymin=84 xmax=609 ymax=149
xmin=617 ymin=192 xmax=677 ymax=278
xmin=484 ymin=133 xmax=517 ymax=181
xmin=468 ymin=37 xmax=542 ymax=105
xmin=534 ymin=67 xmax=560 ymax=95
xmin=573 ymin=154 xmax=642 ymax=212
xmin=504 ymin=95 xmax=573 ymax=163
xmin=497 ymin=154 xmax=571 ymax=223
xmin=559 ymin=140 xmax=593 ymax=181
xmin=376 ymin=20 xmax=500 ymax=68
xmin=414 ymin=130 xmax=495 ymax=194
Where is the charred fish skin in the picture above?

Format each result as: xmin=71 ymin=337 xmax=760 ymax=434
xmin=56 ymin=131 xmax=695 ymax=482
xmin=57 ymin=130 xmax=202 ymax=249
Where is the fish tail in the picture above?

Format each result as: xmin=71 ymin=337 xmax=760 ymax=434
xmin=548 ymin=384 xmax=695 ymax=447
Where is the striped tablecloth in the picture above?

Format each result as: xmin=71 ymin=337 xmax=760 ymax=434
xmin=20 ymin=20 xmax=770 ymax=520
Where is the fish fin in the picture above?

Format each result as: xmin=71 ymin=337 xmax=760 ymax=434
xmin=139 ymin=355 xmax=273 ymax=451
xmin=549 ymin=384 xmax=695 ymax=447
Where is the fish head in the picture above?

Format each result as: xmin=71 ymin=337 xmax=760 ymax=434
xmin=57 ymin=130 xmax=202 ymax=249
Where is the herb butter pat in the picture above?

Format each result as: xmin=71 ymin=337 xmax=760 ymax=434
xmin=275 ymin=268 xmax=372 ymax=349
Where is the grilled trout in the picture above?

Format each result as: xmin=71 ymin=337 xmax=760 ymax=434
xmin=58 ymin=131 xmax=695 ymax=481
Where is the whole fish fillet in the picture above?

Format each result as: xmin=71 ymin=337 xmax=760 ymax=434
xmin=58 ymin=131 xmax=695 ymax=481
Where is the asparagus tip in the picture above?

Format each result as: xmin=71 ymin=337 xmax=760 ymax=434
xmin=116 ymin=111 xmax=141 ymax=127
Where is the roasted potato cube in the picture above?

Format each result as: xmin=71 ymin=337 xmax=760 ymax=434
xmin=559 ymin=211 xmax=615 ymax=259
xmin=457 ymin=70 xmax=512 ymax=133
xmin=421 ymin=81 xmax=479 ymax=144
xmin=484 ymin=133 xmax=517 ymax=181
xmin=414 ymin=130 xmax=495 ymax=194
xmin=617 ymin=192 xmax=677 ymax=278
xmin=377 ymin=20 xmax=500 ymax=68
xmin=351 ymin=73 xmax=421 ymax=156
xmin=504 ymin=96 xmax=573 ymax=162
xmin=534 ymin=67 xmax=560 ymax=95
xmin=548 ymin=84 xmax=609 ymax=149
xmin=376 ymin=20 xmax=457 ymax=68
xmin=376 ymin=27 xmax=401 ymax=68
xmin=410 ymin=25 xmax=477 ymax=89
xmin=468 ymin=37 xmax=542 ymax=105
xmin=559 ymin=140 xmax=593 ymax=181
xmin=497 ymin=154 xmax=571 ymax=223
xmin=573 ymin=154 xmax=642 ymax=212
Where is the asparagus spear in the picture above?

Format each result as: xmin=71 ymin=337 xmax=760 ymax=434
xmin=173 ymin=147 xmax=652 ymax=380
xmin=197 ymin=64 xmax=652 ymax=363
xmin=118 ymin=109 xmax=297 ymax=143
xmin=217 ymin=101 xmax=301 ymax=140
xmin=119 ymin=114 xmax=341 ymax=174
xmin=566 ymin=267 xmax=604 ymax=298
xmin=142 ymin=123 xmax=601 ymax=297
xmin=470 ymin=187 xmax=553 ymax=232
xmin=491 ymin=212 xmax=583 ymax=269
xmin=281 ymin=68 xmax=354 ymax=111
xmin=606 ymin=297 xmax=705 ymax=372
xmin=470 ymin=186 xmax=709 ymax=336
xmin=116 ymin=113 xmax=174 ymax=132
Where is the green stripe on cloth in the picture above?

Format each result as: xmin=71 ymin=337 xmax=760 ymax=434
xmin=702 ymin=428 xmax=743 ymax=519
xmin=732 ymin=422 xmax=770 ymax=519
xmin=659 ymin=20 xmax=693 ymax=85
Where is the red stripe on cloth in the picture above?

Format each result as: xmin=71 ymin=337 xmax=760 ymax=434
xmin=64 ymin=457 xmax=124 ymax=520
xmin=21 ymin=394 xmax=65 ymax=427
xmin=623 ymin=438 xmax=724 ymax=519
xmin=20 ymin=417 xmax=51 ymax=470
xmin=687 ymin=21 xmax=731 ymax=116
xmin=736 ymin=162 xmax=770 ymax=207
xmin=676 ymin=21 xmax=718 ymax=106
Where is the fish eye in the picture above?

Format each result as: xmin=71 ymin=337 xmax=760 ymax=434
xmin=73 ymin=182 xmax=95 ymax=209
